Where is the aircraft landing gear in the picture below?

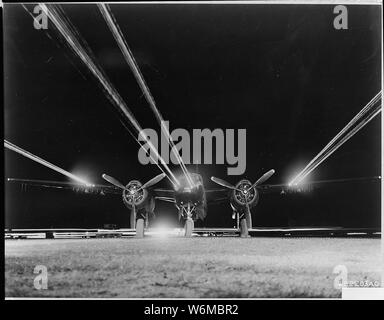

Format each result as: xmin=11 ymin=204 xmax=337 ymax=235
xmin=246 ymin=211 xmax=252 ymax=230
xmin=131 ymin=207 xmax=148 ymax=237
xmin=136 ymin=218 xmax=145 ymax=238
xmin=184 ymin=218 xmax=194 ymax=237
xmin=240 ymin=218 xmax=248 ymax=237
xmin=181 ymin=203 xmax=195 ymax=237
xmin=130 ymin=206 xmax=136 ymax=229
xmin=136 ymin=212 xmax=149 ymax=238
xmin=239 ymin=210 xmax=252 ymax=238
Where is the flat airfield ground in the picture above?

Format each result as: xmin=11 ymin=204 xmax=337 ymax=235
xmin=5 ymin=237 xmax=382 ymax=298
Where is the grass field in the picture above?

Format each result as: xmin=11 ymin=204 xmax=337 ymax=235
xmin=5 ymin=237 xmax=382 ymax=298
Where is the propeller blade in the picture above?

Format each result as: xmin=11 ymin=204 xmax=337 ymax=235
xmin=102 ymin=174 xmax=126 ymax=190
xmin=251 ymin=169 xmax=275 ymax=189
xmin=211 ymin=176 xmax=237 ymax=190
xmin=141 ymin=173 xmax=167 ymax=189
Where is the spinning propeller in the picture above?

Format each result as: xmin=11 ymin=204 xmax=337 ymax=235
xmin=211 ymin=169 xmax=275 ymax=205
xmin=211 ymin=169 xmax=275 ymax=195
xmin=101 ymin=174 xmax=126 ymax=190
xmin=102 ymin=172 xmax=166 ymax=192
xmin=211 ymin=169 xmax=275 ymax=227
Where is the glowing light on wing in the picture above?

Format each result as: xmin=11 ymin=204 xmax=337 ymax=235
xmin=4 ymin=140 xmax=93 ymax=186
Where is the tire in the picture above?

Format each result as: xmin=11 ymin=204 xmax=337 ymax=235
xmin=130 ymin=207 xmax=136 ymax=229
xmin=245 ymin=211 xmax=252 ymax=229
xmin=184 ymin=219 xmax=194 ymax=237
xmin=240 ymin=218 xmax=249 ymax=238
xmin=136 ymin=218 xmax=145 ymax=238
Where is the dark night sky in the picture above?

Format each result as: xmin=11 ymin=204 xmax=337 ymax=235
xmin=4 ymin=3 xmax=381 ymax=229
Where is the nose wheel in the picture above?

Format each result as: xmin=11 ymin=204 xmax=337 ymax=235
xmin=184 ymin=218 xmax=194 ymax=237
xmin=180 ymin=203 xmax=195 ymax=237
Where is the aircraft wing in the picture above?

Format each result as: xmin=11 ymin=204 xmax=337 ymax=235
xmin=205 ymin=188 xmax=230 ymax=204
xmin=154 ymin=196 xmax=176 ymax=203
xmin=6 ymin=178 xmax=121 ymax=195
xmin=257 ymin=176 xmax=381 ymax=194
xmin=153 ymin=188 xmax=230 ymax=204
xmin=153 ymin=188 xmax=176 ymax=203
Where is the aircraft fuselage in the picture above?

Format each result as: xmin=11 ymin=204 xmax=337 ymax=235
xmin=174 ymin=173 xmax=207 ymax=221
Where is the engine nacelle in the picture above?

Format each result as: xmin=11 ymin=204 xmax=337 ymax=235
xmin=122 ymin=180 xmax=148 ymax=209
xmin=230 ymin=179 xmax=259 ymax=211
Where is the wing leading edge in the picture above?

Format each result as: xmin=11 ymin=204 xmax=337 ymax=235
xmin=6 ymin=178 xmax=121 ymax=195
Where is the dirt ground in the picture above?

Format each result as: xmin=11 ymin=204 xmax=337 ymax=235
xmin=4 ymin=237 xmax=382 ymax=298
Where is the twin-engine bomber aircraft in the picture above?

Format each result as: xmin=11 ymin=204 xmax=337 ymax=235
xmin=7 ymin=173 xmax=381 ymax=237
xmin=8 ymin=168 xmax=290 ymax=237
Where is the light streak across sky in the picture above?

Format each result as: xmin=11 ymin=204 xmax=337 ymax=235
xmin=4 ymin=140 xmax=93 ymax=186
xmin=98 ymin=3 xmax=194 ymax=188
xmin=289 ymin=92 xmax=382 ymax=186
xmin=36 ymin=3 xmax=179 ymax=188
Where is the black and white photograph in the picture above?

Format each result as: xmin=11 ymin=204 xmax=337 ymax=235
xmin=3 ymin=0 xmax=383 ymax=302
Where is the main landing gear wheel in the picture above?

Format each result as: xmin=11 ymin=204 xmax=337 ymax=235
xmin=184 ymin=218 xmax=194 ymax=237
xmin=246 ymin=211 xmax=252 ymax=230
xmin=240 ymin=218 xmax=249 ymax=238
xmin=136 ymin=218 xmax=145 ymax=238
xmin=130 ymin=206 xmax=137 ymax=229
